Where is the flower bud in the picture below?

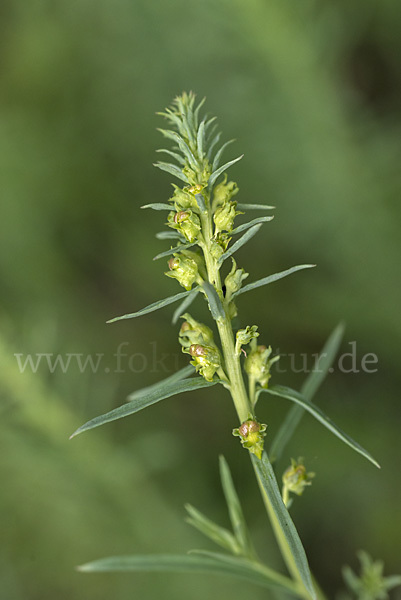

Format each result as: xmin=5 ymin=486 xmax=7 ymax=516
xmin=244 ymin=343 xmax=279 ymax=389
xmin=224 ymin=258 xmax=248 ymax=298
xmin=282 ymin=458 xmax=314 ymax=500
xmin=213 ymin=201 xmax=237 ymax=234
xmin=233 ymin=418 xmax=267 ymax=459
xmin=188 ymin=344 xmax=221 ymax=382
xmin=167 ymin=209 xmax=201 ymax=242
xmin=212 ymin=175 xmax=239 ymax=209
xmin=165 ymin=254 xmax=199 ymax=290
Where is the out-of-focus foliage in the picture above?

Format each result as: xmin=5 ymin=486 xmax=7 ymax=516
xmin=0 ymin=0 xmax=400 ymax=598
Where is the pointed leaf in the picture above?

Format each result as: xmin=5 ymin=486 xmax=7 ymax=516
xmin=212 ymin=140 xmax=235 ymax=171
xmin=141 ymin=203 xmax=173 ymax=211
xmin=153 ymin=242 xmax=196 ymax=261
xmin=127 ymin=365 xmax=195 ymax=401
xmin=231 ymin=216 xmax=274 ymax=236
xmin=157 ymin=129 xmax=197 ymax=168
xmin=209 ymin=155 xmax=243 ymax=188
xmin=70 ymin=377 xmax=217 ymax=438
xmin=107 ymin=289 xmax=197 ymax=323
xmin=234 ymin=264 xmax=316 ymax=297
xmin=384 ymin=575 xmax=401 ymax=589
xmin=261 ymin=385 xmax=380 ymax=468
xmin=156 ymin=231 xmax=185 ymax=241
xmin=219 ymin=456 xmax=255 ymax=558
xmin=270 ymin=323 xmax=345 ymax=462
xmin=154 ymin=162 xmax=189 ymax=183
xmin=172 ymin=287 xmax=200 ymax=324
xmin=156 ymin=148 xmax=186 ymax=165
xmin=236 ymin=203 xmax=275 ymax=210
xmin=207 ymin=131 xmax=221 ymax=160
xmin=196 ymin=119 xmax=206 ymax=158
xmin=251 ymin=453 xmax=316 ymax=599
xmin=78 ymin=552 xmax=300 ymax=594
xmin=185 ymin=504 xmax=240 ymax=554
xmin=218 ymin=224 xmax=262 ymax=266
xmin=195 ymin=193 xmax=206 ymax=213
xmin=202 ymin=282 xmax=225 ymax=320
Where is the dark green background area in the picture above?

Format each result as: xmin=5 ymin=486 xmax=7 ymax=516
xmin=0 ymin=1 xmax=400 ymax=598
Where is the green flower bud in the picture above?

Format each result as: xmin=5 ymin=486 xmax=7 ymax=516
xmin=170 ymin=185 xmax=198 ymax=210
xmin=187 ymin=343 xmax=221 ymax=382
xmin=212 ymin=175 xmax=239 ymax=209
xmin=235 ymin=325 xmax=259 ymax=355
xmin=165 ymin=254 xmax=200 ymax=290
xmin=183 ymin=162 xmax=212 ymax=188
xmin=213 ymin=201 xmax=237 ymax=234
xmin=210 ymin=234 xmax=230 ymax=261
xmin=224 ymin=258 xmax=248 ymax=299
xmin=244 ymin=342 xmax=279 ymax=389
xmin=282 ymin=458 xmax=314 ymax=506
xmin=233 ymin=418 xmax=267 ymax=459
xmin=167 ymin=209 xmax=201 ymax=242
xmin=179 ymin=313 xmax=215 ymax=348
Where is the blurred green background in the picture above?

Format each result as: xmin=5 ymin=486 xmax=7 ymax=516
xmin=1 ymin=0 xmax=400 ymax=598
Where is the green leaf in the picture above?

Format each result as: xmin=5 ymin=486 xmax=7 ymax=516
xmin=196 ymin=119 xmax=206 ymax=158
xmin=70 ymin=377 xmax=217 ymax=438
xmin=185 ymin=504 xmax=240 ymax=554
xmin=270 ymin=323 xmax=345 ymax=462
xmin=231 ymin=216 xmax=274 ymax=235
xmin=157 ymin=129 xmax=197 ymax=168
xmin=172 ymin=287 xmax=200 ymax=324
xmin=77 ymin=552 xmax=301 ymax=594
xmin=212 ymin=140 xmax=235 ymax=171
xmin=384 ymin=575 xmax=401 ymax=589
xmin=236 ymin=203 xmax=275 ymax=210
xmin=251 ymin=453 xmax=316 ymax=599
xmin=234 ymin=264 xmax=316 ymax=298
xmin=218 ymin=224 xmax=262 ymax=266
xmin=207 ymin=131 xmax=221 ymax=160
xmin=153 ymin=242 xmax=196 ymax=261
xmin=107 ymin=289 xmax=197 ymax=323
xmin=202 ymin=282 xmax=225 ymax=320
xmin=127 ymin=365 xmax=195 ymax=401
xmin=219 ymin=456 xmax=255 ymax=558
xmin=153 ymin=162 xmax=189 ymax=183
xmin=208 ymin=155 xmax=243 ymax=188
xmin=141 ymin=203 xmax=173 ymax=211
xmin=156 ymin=231 xmax=186 ymax=241
xmin=261 ymin=385 xmax=380 ymax=468
xmin=195 ymin=193 xmax=206 ymax=213
xmin=156 ymin=148 xmax=186 ymax=166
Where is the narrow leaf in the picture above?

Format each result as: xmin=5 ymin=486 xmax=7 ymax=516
xmin=218 ymin=224 xmax=262 ymax=266
xmin=185 ymin=504 xmax=240 ymax=554
xmin=157 ymin=129 xmax=197 ymax=168
xmin=127 ymin=365 xmax=195 ymax=401
xmin=384 ymin=575 xmax=401 ymax=589
xmin=207 ymin=131 xmax=221 ymax=160
xmin=153 ymin=242 xmax=196 ymax=261
xmin=154 ymin=162 xmax=189 ymax=183
xmin=141 ymin=203 xmax=173 ymax=211
xmin=107 ymin=289 xmax=197 ymax=323
xmin=270 ymin=323 xmax=345 ymax=462
xmin=196 ymin=119 xmax=206 ymax=158
xmin=212 ymin=140 xmax=235 ymax=172
xmin=234 ymin=265 xmax=316 ymax=298
xmin=172 ymin=288 xmax=200 ymax=324
xmin=202 ymin=282 xmax=225 ymax=320
xmin=156 ymin=148 xmax=186 ymax=166
xmin=209 ymin=155 xmax=244 ymax=188
xmin=237 ymin=203 xmax=275 ymax=210
xmin=231 ymin=216 xmax=274 ymax=236
xmin=70 ymin=377 xmax=217 ymax=438
xmin=156 ymin=231 xmax=185 ymax=241
xmin=251 ymin=453 xmax=316 ymax=599
xmin=219 ymin=456 xmax=255 ymax=558
xmin=261 ymin=385 xmax=380 ymax=468
xmin=195 ymin=193 xmax=206 ymax=213
xmin=78 ymin=552 xmax=300 ymax=594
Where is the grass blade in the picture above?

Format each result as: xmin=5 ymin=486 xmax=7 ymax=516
xmin=261 ymin=385 xmax=380 ymax=468
xmin=218 ymin=224 xmax=262 ymax=266
xmin=251 ymin=453 xmax=316 ymax=599
xmin=70 ymin=377 xmax=217 ymax=438
xmin=127 ymin=365 xmax=195 ymax=401
xmin=219 ymin=456 xmax=255 ymax=558
xmin=185 ymin=504 xmax=240 ymax=554
xmin=270 ymin=323 xmax=345 ymax=462
xmin=234 ymin=265 xmax=316 ymax=298
xmin=231 ymin=216 xmax=274 ymax=235
xmin=78 ymin=552 xmax=301 ymax=594
xmin=107 ymin=289 xmax=197 ymax=323
xmin=172 ymin=287 xmax=200 ymax=324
